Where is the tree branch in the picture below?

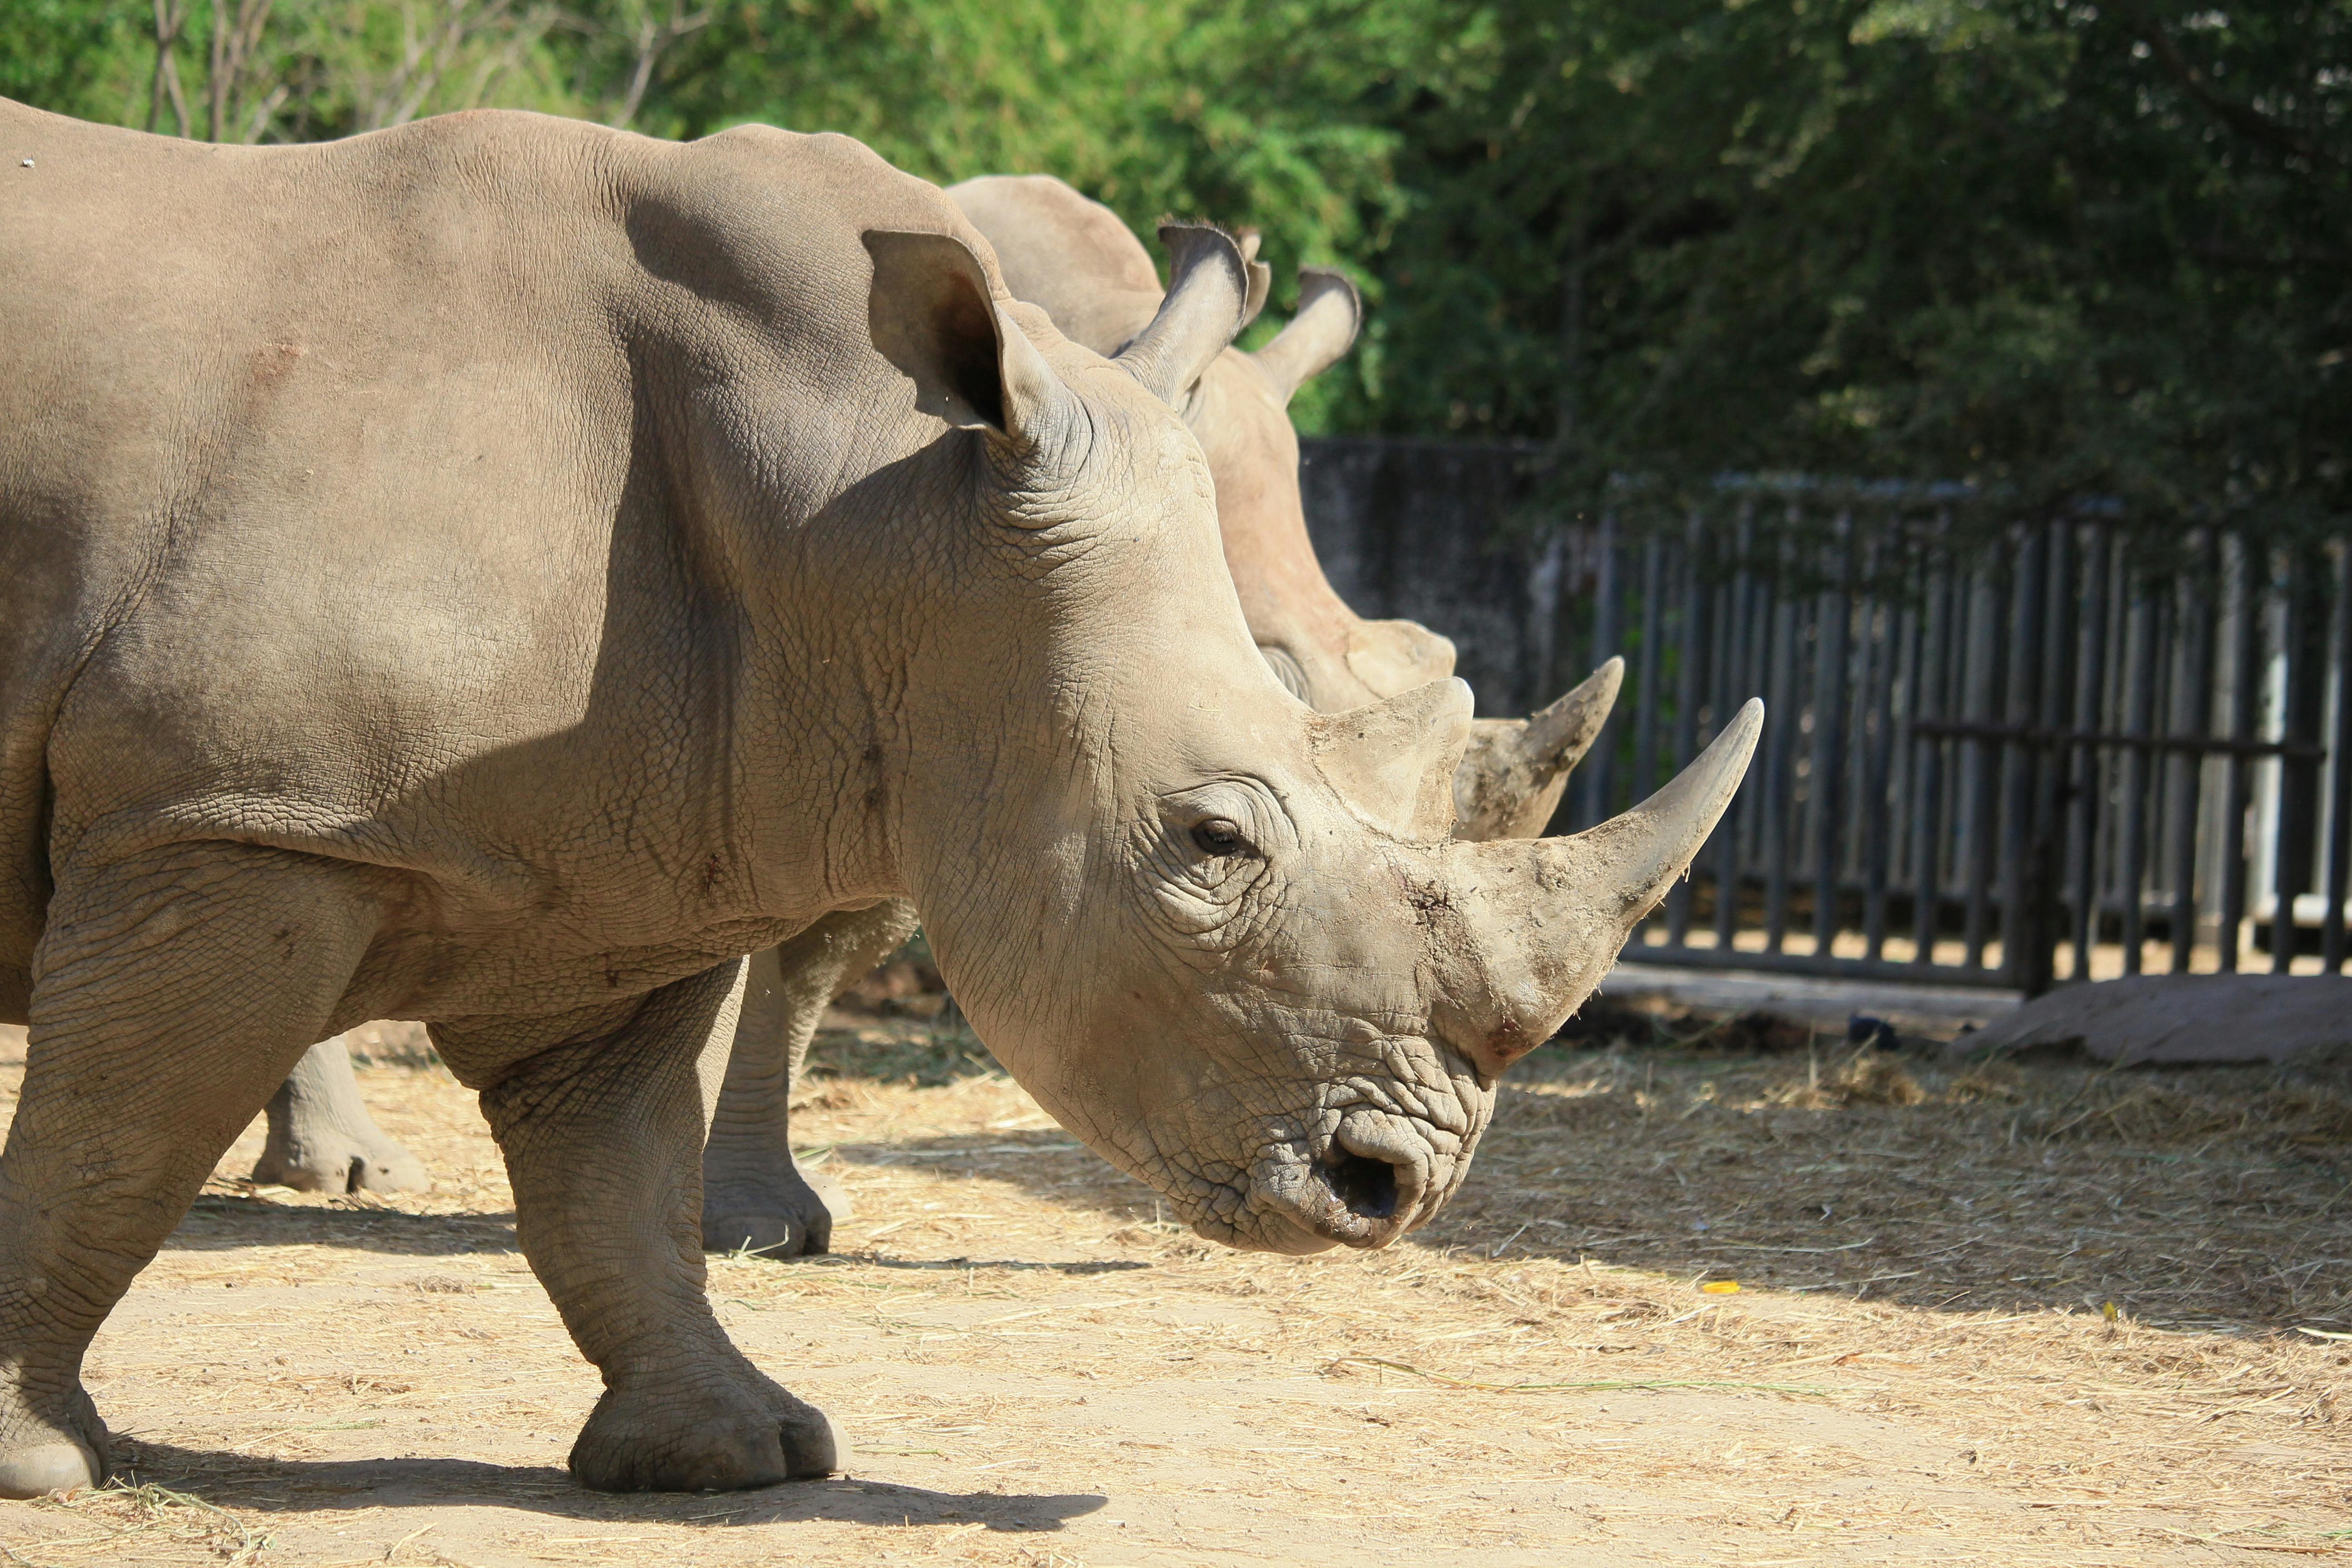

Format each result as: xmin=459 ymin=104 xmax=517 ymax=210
xmin=608 ymin=0 xmax=710 ymax=131
xmin=148 ymin=0 xmax=190 ymax=137
xmin=2125 ymin=8 xmax=2337 ymax=172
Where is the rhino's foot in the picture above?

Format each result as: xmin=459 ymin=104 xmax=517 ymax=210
xmin=569 ymin=1366 xmax=837 ymax=1492
xmin=254 ymin=1040 xmax=432 ymax=1195
xmin=701 ymin=1160 xmax=851 ymax=1258
xmin=0 ymin=1382 xmax=108 ymax=1499
xmin=252 ymin=1123 xmax=431 ymax=1195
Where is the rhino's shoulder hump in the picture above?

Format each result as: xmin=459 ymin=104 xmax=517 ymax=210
xmin=647 ymin=124 xmax=987 ymax=268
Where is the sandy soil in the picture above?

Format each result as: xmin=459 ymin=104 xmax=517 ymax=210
xmin=0 ymin=1014 xmax=2346 ymax=1566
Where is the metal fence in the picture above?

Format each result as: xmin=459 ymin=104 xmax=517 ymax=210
xmin=1582 ymin=516 xmax=2352 ymax=991
xmin=1296 ymin=442 xmax=2352 ymax=994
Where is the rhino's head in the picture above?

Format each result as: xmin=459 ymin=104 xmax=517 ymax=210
xmin=1020 ymin=664 xmax=1758 ymax=1255
xmin=946 ymin=174 xmax=1619 ymax=844
xmin=858 ymin=216 xmax=1758 ymax=1254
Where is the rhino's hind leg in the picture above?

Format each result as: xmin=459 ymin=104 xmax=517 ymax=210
xmin=702 ymin=899 xmax=920 ymax=1257
xmin=0 ymin=847 xmax=375 ymax=1498
xmin=252 ymin=1038 xmax=430 ymax=1194
xmin=457 ymin=960 xmax=835 ymax=1492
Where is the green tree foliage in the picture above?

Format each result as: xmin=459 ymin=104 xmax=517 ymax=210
xmin=6 ymin=0 xmax=2347 ymax=535
xmin=651 ymin=0 xmax=1411 ymax=427
xmin=0 ymin=0 xmax=137 ymax=118
xmin=1350 ymin=0 xmax=2352 ymax=541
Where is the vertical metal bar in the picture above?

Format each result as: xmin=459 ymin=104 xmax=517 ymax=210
xmin=2217 ymin=533 xmax=2259 ymax=972
xmin=1889 ymin=595 xmax=1920 ymax=897
xmin=1580 ymin=516 xmax=1623 ymax=828
xmin=1713 ymin=509 xmax=1757 ymax=952
xmin=2015 ymin=520 xmax=2072 ymax=997
xmin=2037 ymin=519 xmax=2076 ymax=980
xmin=2117 ymin=569 xmax=2156 ymax=975
xmin=1666 ymin=516 xmax=1705 ymax=947
xmin=2274 ymin=544 xmax=2327 ymax=974
xmin=1763 ymin=583 xmax=1800 ymax=952
xmin=2149 ymin=589 xmax=2176 ymax=934
xmin=1633 ymin=532 xmax=1664 ymax=804
xmin=2167 ymin=539 xmax=2216 ymax=973
xmin=2067 ymin=527 xmax=2111 ymax=980
xmin=2096 ymin=546 xmax=2130 ymax=953
xmin=1862 ymin=586 xmax=1897 ymax=961
xmin=1997 ymin=530 xmax=2044 ymax=988
xmin=1960 ymin=566 xmax=2002 ymax=968
xmin=1808 ymin=523 xmax=1852 ymax=956
xmin=1911 ymin=561 xmax=1953 ymax=967
xmin=2324 ymin=542 xmax=2352 ymax=971
xmin=2272 ymin=548 xmax=2301 ymax=974
xmin=1742 ymin=538 xmax=1773 ymax=872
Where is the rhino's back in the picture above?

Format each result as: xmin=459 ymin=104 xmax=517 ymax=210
xmin=0 ymin=103 xmax=963 ymax=1009
xmin=948 ymin=174 xmax=1161 ymax=356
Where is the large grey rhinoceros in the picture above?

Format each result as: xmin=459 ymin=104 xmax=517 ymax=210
xmin=0 ymin=99 xmax=1759 ymax=1496
xmin=256 ymin=174 xmax=1627 ymax=1259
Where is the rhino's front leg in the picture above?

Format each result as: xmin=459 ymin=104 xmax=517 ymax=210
xmin=251 ymin=1038 xmax=430 ymax=1194
xmin=0 ymin=846 xmax=377 ymax=1497
xmin=702 ymin=898 xmax=920 ymax=1256
xmin=455 ymin=960 xmax=835 ymax=1492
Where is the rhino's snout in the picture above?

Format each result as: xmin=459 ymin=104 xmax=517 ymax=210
xmin=1245 ymin=1106 xmax=1442 ymax=1253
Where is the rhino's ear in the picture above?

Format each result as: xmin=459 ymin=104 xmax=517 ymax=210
xmin=1253 ymin=268 xmax=1360 ymax=404
xmin=864 ymin=229 xmax=1073 ymax=446
xmin=1232 ymin=228 xmax=1273 ymax=329
xmin=1113 ymin=223 xmax=1251 ymax=406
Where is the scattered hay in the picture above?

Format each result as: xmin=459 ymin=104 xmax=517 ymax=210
xmin=1764 ymin=1045 xmax=1927 ymax=1108
xmin=24 ymin=1480 xmax=273 ymax=1566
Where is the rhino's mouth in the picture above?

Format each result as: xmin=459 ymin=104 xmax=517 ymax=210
xmin=1320 ymin=1148 xmax=1398 ymax=1221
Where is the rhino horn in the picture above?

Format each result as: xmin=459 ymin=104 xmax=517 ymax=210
xmin=1253 ymin=267 xmax=1360 ymax=403
xmin=1450 ymin=657 xmax=1625 ymax=842
xmin=1433 ymin=699 xmax=1763 ymax=1075
xmin=1114 ymin=223 xmax=1252 ymax=406
xmin=1310 ymin=677 xmax=1474 ymax=839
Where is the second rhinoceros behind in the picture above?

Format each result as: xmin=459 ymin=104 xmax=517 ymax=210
xmin=0 ymin=101 xmax=1758 ymax=1497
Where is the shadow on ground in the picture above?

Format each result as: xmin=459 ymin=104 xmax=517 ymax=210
xmin=815 ymin=1036 xmax=2352 ymax=1333
xmin=162 ymin=1198 xmax=523 ymax=1255
xmin=152 ymin=1021 xmax=2352 ymax=1333
xmin=110 ymin=1438 xmax=1103 ymax=1531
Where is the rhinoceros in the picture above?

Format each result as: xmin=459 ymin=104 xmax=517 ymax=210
xmin=0 ymin=100 xmax=1758 ymax=1496
xmin=254 ymin=175 xmax=1627 ymax=1261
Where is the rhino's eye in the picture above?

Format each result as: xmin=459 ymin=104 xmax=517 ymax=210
xmin=1190 ymin=818 xmax=1253 ymax=858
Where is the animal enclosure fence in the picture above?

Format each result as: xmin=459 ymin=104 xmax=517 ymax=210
xmin=1298 ymin=439 xmax=2352 ymax=992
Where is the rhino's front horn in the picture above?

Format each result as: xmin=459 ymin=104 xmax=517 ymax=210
xmin=1450 ymin=657 xmax=1625 ymax=843
xmin=1115 ymin=224 xmax=1251 ymax=406
xmin=1431 ymin=699 xmax=1763 ymax=1076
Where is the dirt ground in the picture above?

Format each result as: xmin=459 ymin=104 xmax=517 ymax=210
xmin=0 ymin=1006 xmax=2348 ymax=1567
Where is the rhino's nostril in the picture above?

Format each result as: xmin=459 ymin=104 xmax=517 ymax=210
xmin=1321 ymin=1152 xmax=1398 ymax=1221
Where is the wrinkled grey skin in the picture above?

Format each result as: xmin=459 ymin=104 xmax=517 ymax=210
xmin=0 ymin=100 xmax=1758 ymax=1499
xmin=264 ymin=175 xmax=1628 ymax=1254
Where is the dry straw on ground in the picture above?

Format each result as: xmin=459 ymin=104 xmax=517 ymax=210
xmin=0 ymin=1005 xmax=2346 ymax=1565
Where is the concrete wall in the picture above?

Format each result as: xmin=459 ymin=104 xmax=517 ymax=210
xmin=1296 ymin=436 xmax=1597 ymax=720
